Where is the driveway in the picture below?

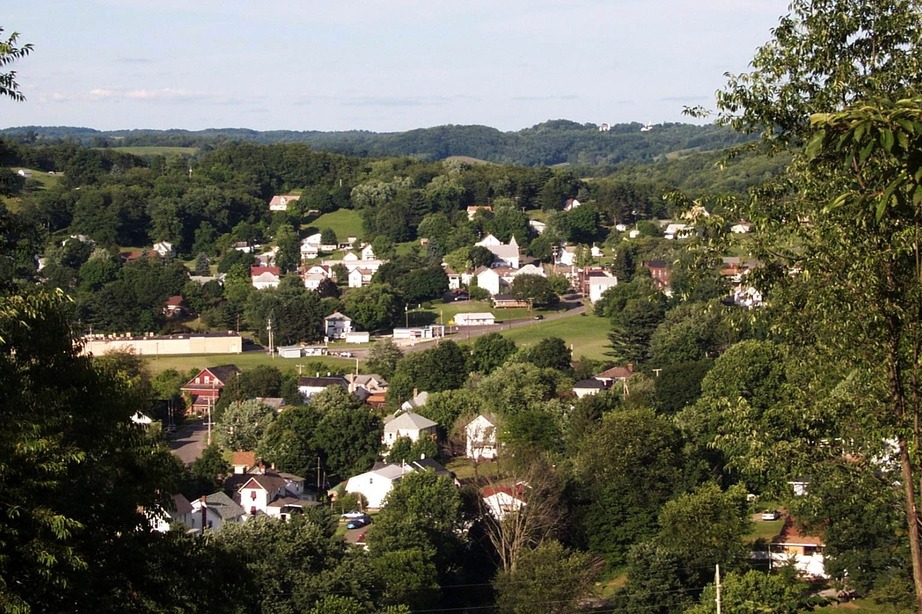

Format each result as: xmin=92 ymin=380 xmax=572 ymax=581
xmin=167 ymin=420 xmax=209 ymax=465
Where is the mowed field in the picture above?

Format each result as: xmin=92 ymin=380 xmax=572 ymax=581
xmin=306 ymin=209 xmax=364 ymax=241
xmin=496 ymin=311 xmax=611 ymax=361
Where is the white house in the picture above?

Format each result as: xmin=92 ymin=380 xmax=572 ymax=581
xmin=482 ymin=484 xmax=527 ymax=520
xmin=153 ymin=241 xmax=174 ymax=258
xmin=529 ymin=220 xmax=547 ymax=234
xmin=485 ymin=236 xmax=520 ymax=269
xmin=269 ymin=194 xmax=301 ymax=212
xmin=511 ymin=263 xmax=546 ymax=279
xmin=769 ymin=519 xmax=828 ymax=579
xmin=151 ymin=494 xmax=195 ymax=533
xmin=663 ymin=223 xmax=691 ymax=240
xmin=455 ymin=312 xmax=496 ymax=327
xmin=345 ymin=463 xmax=413 ymax=509
xmin=297 ymin=375 xmax=348 ymax=399
xmin=344 ymin=460 xmax=454 ymax=509
xmin=573 ymin=379 xmax=608 ymax=398
xmin=345 ymin=331 xmax=370 ymax=344
xmin=236 ymin=471 xmax=305 ymax=517
xmin=325 ymin=312 xmax=353 ymax=340
xmin=588 ymin=275 xmax=619 ymax=303
xmin=475 ymin=234 xmax=502 ymax=247
xmin=474 ymin=267 xmax=504 ymax=296
xmin=361 ymin=244 xmax=375 ymax=260
xmin=189 ymin=492 xmax=245 ymax=533
xmin=250 ymin=266 xmax=281 ymax=290
xmin=382 ymin=410 xmax=438 ymax=449
xmin=466 ymin=414 xmax=499 ymax=461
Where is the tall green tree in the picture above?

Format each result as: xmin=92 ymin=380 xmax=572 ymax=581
xmin=0 ymin=291 xmax=182 ymax=611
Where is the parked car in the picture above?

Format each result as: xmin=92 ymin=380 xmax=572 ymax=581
xmin=338 ymin=351 xmax=354 ymax=358
xmin=341 ymin=511 xmax=365 ymax=520
xmin=346 ymin=515 xmax=372 ymax=530
xmin=453 ymin=293 xmax=469 ymax=302
xmin=533 ymin=314 xmax=544 ymax=320
xmin=761 ymin=510 xmax=781 ymax=521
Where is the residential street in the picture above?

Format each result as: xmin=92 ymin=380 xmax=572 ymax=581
xmin=168 ymin=420 xmax=209 ymax=464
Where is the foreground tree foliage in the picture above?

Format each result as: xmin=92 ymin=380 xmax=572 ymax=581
xmin=0 ymin=290 xmax=202 ymax=612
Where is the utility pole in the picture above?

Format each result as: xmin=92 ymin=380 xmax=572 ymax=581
xmin=715 ymin=564 xmax=722 ymax=614
xmin=267 ymin=316 xmax=274 ymax=356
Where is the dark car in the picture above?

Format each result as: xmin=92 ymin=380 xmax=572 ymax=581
xmin=533 ymin=314 xmax=544 ymax=320
xmin=346 ymin=515 xmax=371 ymax=530
xmin=453 ymin=293 xmax=469 ymax=302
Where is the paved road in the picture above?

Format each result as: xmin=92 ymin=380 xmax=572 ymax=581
xmin=168 ymin=420 xmax=209 ymax=465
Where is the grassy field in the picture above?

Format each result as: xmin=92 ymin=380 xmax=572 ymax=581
xmin=405 ymin=300 xmax=549 ymax=327
xmin=306 ymin=209 xmax=364 ymax=241
xmin=110 ymin=146 xmax=198 ymax=156
xmin=495 ymin=311 xmax=612 ymax=361
xmin=2 ymin=168 xmax=60 ymax=212
xmin=143 ymin=351 xmax=354 ymax=375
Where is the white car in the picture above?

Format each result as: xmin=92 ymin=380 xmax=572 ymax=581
xmin=761 ymin=510 xmax=781 ymax=521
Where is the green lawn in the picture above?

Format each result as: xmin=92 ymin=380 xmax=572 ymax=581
xmin=3 ymin=168 xmax=60 ymax=211
xmin=306 ymin=209 xmax=364 ymax=241
xmin=496 ymin=312 xmax=612 ymax=361
xmin=143 ymin=351 xmax=354 ymax=375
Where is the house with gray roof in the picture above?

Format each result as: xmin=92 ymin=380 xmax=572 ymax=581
xmin=189 ymin=491 xmax=245 ymax=533
xmin=382 ymin=410 xmax=438 ymax=449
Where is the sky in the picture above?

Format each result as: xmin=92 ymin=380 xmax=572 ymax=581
xmin=3 ymin=1 xmax=791 ymax=133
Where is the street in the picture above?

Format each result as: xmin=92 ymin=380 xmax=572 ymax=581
xmin=168 ymin=420 xmax=209 ymax=465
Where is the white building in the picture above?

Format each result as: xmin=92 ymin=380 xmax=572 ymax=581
xmin=269 ymin=194 xmax=301 ymax=212
xmin=324 ymin=312 xmax=353 ymax=340
xmin=382 ymin=410 xmax=438 ymax=449
xmin=466 ymin=414 xmax=499 ymax=461
xmin=455 ymin=312 xmax=496 ymax=327
xmin=481 ymin=484 xmax=526 ymax=520
xmin=588 ymin=275 xmax=619 ymax=303
xmin=188 ymin=492 xmax=245 ymax=533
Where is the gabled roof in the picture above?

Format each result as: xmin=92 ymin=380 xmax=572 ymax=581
xmin=232 ymin=451 xmax=256 ymax=468
xmin=595 ymin=365 xmax=634 ymax=380
xmin=482 ymin=484 xmax=527 ymax=501
xmin=208 ymin=364 xmax=242 ymax=383
xmin=771 ymin=517 xmax=824 ymax=547
xmin=239 ymin=474 xmax=288 ymax=493
xmin=573 ymin=378 xmax=606 ymax=389
xmin=200 ymin=491 xmax=244 ymax=521
xmin=298 ymin=375 xmax=348 ymax=388
xmin=325 ymin=311 xmax=352 ymax=322
xmin=384 ymin=410 xmax=437 ymax=432
xmin=171 ymin=493 xmax=193 ymax=515
xmin=408 ymin=457 xmax=451 ymax=475
xmin=250 ymin=265 xmax=281 ymax=277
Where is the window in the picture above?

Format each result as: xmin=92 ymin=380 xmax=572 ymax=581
xmin=250 ymin=506 xmax=256 ymax=515
xmin=250 ymin=491 xmax=257 ymax=500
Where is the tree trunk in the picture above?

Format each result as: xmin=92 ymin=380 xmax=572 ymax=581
xmin=898 ymin=437 xmax=922 ymax=613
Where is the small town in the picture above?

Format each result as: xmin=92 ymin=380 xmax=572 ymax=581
xmin=4 ymin=1 xmax=922 ymax=613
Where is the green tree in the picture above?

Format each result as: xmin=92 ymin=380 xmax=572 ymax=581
xmin=655 ymin=483 xmax=751 ymax=590
xmin=493 ymin=540 xmax=597 ymax=614
xmin=320 ymin=227 xmax=337 ymax=246
xmin=258 ymin=405 xmax=323 ymax=479
xmin=366 ymin=338 xmax=404 ymax=379
xmin=571 ymin=408 xmax=684 ymax=566
xmin=469 ymin=332 xmax=517 ymax=374
xmin=522 ymin=336 xmax=571 ymax=372
xmin=0 ymin=28 xmax=32 ymax=101
xmin=0 ymin=291 xmax=184 ymax=611
xmin=216 ymin=399 xmax=276 ymax=451
xmin=274 ymin=222 xmax=301 ymax=273
xmin=313 ymin=409 xmax=382 ymax=482
xmin=616 ymin=542 xmax=692 ymax=614
xmin=342 ymin=283 xmax=404 ymax=332
xmin=387 ymin=341 xmax=469 ymax=404
xmin=510 ymin=274 xmax=558 ymax=308
xmin=686 ymin=569 xmax=812 ymax=614
xmin=368 ymin=469 xmax=463 ymax=581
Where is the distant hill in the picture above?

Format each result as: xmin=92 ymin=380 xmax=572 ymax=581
xmin=0 ymin=120 xmax=754 ymax=168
